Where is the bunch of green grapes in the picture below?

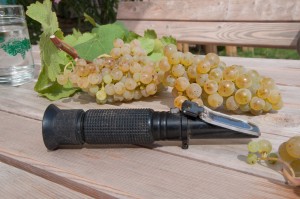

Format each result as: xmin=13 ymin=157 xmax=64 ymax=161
xmin=246 ymin=136 xmax=300 ymax=186
xmin=161 ymin=44 xmax=283 ymax=115
xmin=56 ymin=39 xmax=161 ymax=103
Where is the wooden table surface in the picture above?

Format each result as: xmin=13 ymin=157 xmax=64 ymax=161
xmin=1 ymin=46 xmax=300 ymax=198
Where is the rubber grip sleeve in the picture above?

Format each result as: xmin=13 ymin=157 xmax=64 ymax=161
xmin=83 ymin=109 xmax=155 ymax=144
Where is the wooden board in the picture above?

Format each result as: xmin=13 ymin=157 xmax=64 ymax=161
xmin=120 ymin=20 xmax=300 ymax=48
xmin=118 ymin=0 xmax=300 ymax=22
xmin=0 ymin=111 xmax=299 ymax=198
xmin=0 ymin=162 xmax=92 ymax=198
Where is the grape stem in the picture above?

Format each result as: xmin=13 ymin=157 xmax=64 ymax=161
xmin=260 ymin=157 xmax=299 ymax=186
xmin=50 ymin=35 xmax=79 ymax=60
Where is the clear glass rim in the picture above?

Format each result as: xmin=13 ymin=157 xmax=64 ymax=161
xmin=0 ymin=5 xmax=23 ymax=9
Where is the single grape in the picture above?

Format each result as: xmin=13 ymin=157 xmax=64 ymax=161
xmin=123 ymin=90 xmax=134 ymax=101
xmin=257 ymin=87 xmax=270 ymax=99
xmin=181 ymin=52 xmax=194 ymax=67
xmin=56 ymin=74 xmax=68 ymax=85
xmin=235 ymin=74 xmax=252 ymax=89
xmin=239 ymin=104 xmax=250 ymax=112
xmin=103 ymin=74 xmax=113 ymax=84
xmin=247 ymin=153 xmax=258 ymax=165
xmin=223 ymin=65 xmax=239 ymax=81
xmin=225 ymin=96 xmax=239 ymax=111
xmin=124 ymin=78 xmax=137 ymax=91
xmin=263 ymin=101 xmax=272 ymax=112
xmin=113 ymin=38 xmax=124 ymax=48
xmin=186 ymin=83 xmax=202 ymax=99
xmin=146 ymin=83 xmax=157 ymax=95
xmin=196 ymin=74 xmax=209 ymax=87
xmin=247 ymin=141 xmax=259 ymax=153
xmin=218 ymin=80 xmax=235 ymax=97
xmin=205 ymin=53 xmax=220 ymax=69
xmin=192 ymin=98 xmax=204 ymax=106
xmin=250 ymin=97 xmax=266 ymax=111
xmin=114 ymin=82 xmax=126 ymax=95
xmin=174 ymin=77 xmax=190 ymax=92
xmin=88 ymin=85 xmax=99 ymax=96
xmin=133 ymin=90 xmax=143 ymax=100
xmin=290 ymin=159 xmax=300 ymax=177
xmin=130 ymin=62 xmax=142 ymax=74
xmin=96 ymin=87 xmax=107 ymax=101
xmin=272 ymin=100 xmax=283 ymax=111
xmin=278 ymin=142 xmax=297 ymax=162
xmin=159 ymin=57 xmax=171 ymax=72
xmin=104 ymin=84 xmax=115 ymax=96
xmin=204 ymin=80 xmax=218 ymax=95
xmin=286 ymin=136 xmax=300 ymax=159
xmin=187 ymin=64 xmax=197 ymax=79
xmin=168 ymin=51 xmax=182 ymax=65
xmin=164 ymin=74 xmax=176 ymax=87
xmin=250 ymin=109 xmax=263 ymax=116
xmin=267 ymin=153 xmax=278 ymax=164
xmin=208 ymin=68 xmax=223 ymax=82
xmin=110 ymin=48 xmax=121 ymax=59
xmin=207 ymin=93 xmax=223 ymax=109
xmin=246 ymin=70 xmax=260 ymax=82
xmin=174 ymin=96 xmax=188 ymax=109
xmin=140 ymin=73 xmax=153 ymax=84
xmin=267 ymin=90 xmax=282 ymax=104
xmin=196 ymin=59 xmax=211 ymax=74
xmin=88 ymin=73 xmax=102 ymax=85
xmin=235 ymin=88 xmax=252 ymax=105
xmin=164 ymin=44 xmax=177 ymax=58
xmin=172 ymin=64 xmax=186 ymax=77
xmin=257 ymin=139 xmax=272 ymax=154
xmin=260 ymin=77 xmax=275 ymax=89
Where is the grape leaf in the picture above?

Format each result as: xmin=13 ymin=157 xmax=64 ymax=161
xmin=149 ymin=52 xmax=164 ymax=62
xmin=138 ymin=37 xmax=155 ymax=54
xmin=64 ymin=32 xmax=96 ymax=47
xmin=84 ymin=12 xmax=97 ymax=27
xmin=124 ymin=31 xmax=140 ymax=43
xmin=74 ymin=24 xmax=125 ymax=61
xmin=144 ymin=29 xmax=157 ymax=39
xmin=161 ymin=36 xmax=177 ymax=45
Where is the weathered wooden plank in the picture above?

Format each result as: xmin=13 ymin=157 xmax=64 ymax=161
xmin=0 ymin=162 xmax=92 ymax=199
xmin=120 ymin=20 xmax=300 ymax=48
xmin=117 ymin=0 xmax=300 ymax=22
xmin=0 ymin=111 xmax=299 ymax=198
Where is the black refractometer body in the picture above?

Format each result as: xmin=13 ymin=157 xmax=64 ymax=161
xmin=42 ymin=101 xmax=260 ymax=150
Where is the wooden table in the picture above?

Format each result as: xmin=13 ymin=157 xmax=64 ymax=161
xmin=1 ymin=46 xmax=300 ymax=198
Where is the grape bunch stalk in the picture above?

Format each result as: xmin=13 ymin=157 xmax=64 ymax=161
xmin=246 ymin=136 xmax=300 ymax=186
xmin=55 ymin=38 xmax=283 ymax=115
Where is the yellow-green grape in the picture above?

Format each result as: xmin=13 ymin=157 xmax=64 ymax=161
xmin=113 ymin=38 xmax=124 ymax=48
xmin=88 ymin=73 xmax=102 ymax=85
xmin=196 ymin=59 xmax=211 ymax=74
xmin=88 ymin=85 xmax=99 ymax=96
xmin=130 ymin=62 xmax=142 ymax=74
xmin=240 ymin=104 xmax=250 ymax=112
xmin=96 ymin=87 xmax=107 ymax=101
xmin=187 ymin=64 xmax=197 ymax=79
xmin=104 ymin=84 xmax=115 ymax=96
xmin=113 ymin=94 xmax=124 ymax=102
xmin=261 ymin=77 xmax=275 ymax=89
xmin=218 ymin=61 xmax=226 ymax=70
xmin=248 ymin=81 xmax=260 ymax=95
xmin=186 ymin=83 xmax=202 ymax=99
xmin=267 ymin=153 xmax=278 ymax=164
xmin=101 ymin=68 xmax=111 ymax=76
xmin=247 ymin=153 xmax=258 ymax=165
xmin=181 ymin=52 xmax=194 ymax=67
xmin=250 ymin=97 xmax=266 ymax=111
xmin=124 ymin=78 xmax=137 ymax=91
xmin=207 ymin=93 xmax=223 ymax=109
xmin=140 ymin=73 xmax=153 ymax=84
xmin=56 ymin=74 xmax=68 ymax=85
xmin=174 ymin=77 xmax=190 ymax=92
xmin=133 ymin=90 xmax=143 ymax=100
xmin=174 ymin=95 xmax=188 ymax=109
xmin=164 ymin=44 xmax=177 ymax=58
xmin=290 ymin=159 xmax=300 ymax=177
xmin=142 ymin=64 xmax=155 ymax=75
xmin=110 ymin=48 xmax=121 ymax=59
xmin=247 ymin=141 xmax=259 ymax=153
xmin=69 ymin=73 xmax=79 ymax=84
xmin=193 ymin=55 xmax=203 ymax=65
xmin=235 ymin=65 xmax=247 ymax=75
xmin=257 ymin=139 xmax=272 ymax=155
xmin=168 ymin=51 xmax=182 ymax=65
xmin=235 ymin=88 xmax=252 ymax=105
xmin=263 ymin=101 xmax=272 ymax=112
xmin=257 ymin=87 xmax=270 ymax=99
xmin=196 ymin=74 xmax=209 ymax=87
xmin=272 ymin=100 xmax=283 ymax=111
xmin=159 ymin=57 xmax=171 ymax=72
xmin=172 ymin=64 xmax=186 ymax=77
xmin=235 ymin=74 xmax=252 ymax=89
xmin=208 ymin=68 xmax=223 ymax=82
xmin=205 ymin=53 xmax=220 ymax=69
xmin=192 ymin=98 xmax=204 ymax=106
xmin=286 ymin=136 xmax=300 ymax=159
xmin=146 ymin=83 xmax=157 ymax=95
xmin=77 ymin=77 xmax=89 ymax=89
xmin=250 ymin=109 xmax=263 ymax=116
xmin=246 ymin=70 xmax=260 ymax=82
xmin=278 ymin=142 xmax=297 ymax=162
xmin=164 ymin=74 xmax=176 ymax=87
xmin=204 ymin=80 xmax=218 ymax=94
xmin=171 ymin=87 xmax=180 ymax=97
xmin=225 ymin=96 xmax=239 ymax=111
xmin=120 ymin=45 xmax=131 ymax=56
xmin=267 ymin=90 xmax=282 ymax=104
xmin=103 ymin=74 xmax=113 ymax=84
xmin=223 ymin=65 xmax=239 ymax=81
xmin=114 ymin=82 xmax=125 ymax=95
xmin=123 ymin=90 xmax=134 ymax=101
xmin=218 ymin=80 xmax=235 ymax=97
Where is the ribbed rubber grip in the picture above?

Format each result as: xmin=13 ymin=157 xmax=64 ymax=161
xmin=83 ymin=109 xmax=154 ymax=144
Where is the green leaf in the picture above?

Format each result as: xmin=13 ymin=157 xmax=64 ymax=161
xmin=84 ymin=13 xmax=97 ymax=27
xmin=148 ymin=52 xmax=164 ymax=62
xmin=26 ymin=0 xmax=58 ymax=34
xmin=74 ymin=24 xmax=125 ymax=61
xmin=153 ymin=39 xmax=164 ymax=54
xmin=161 ymin=36 xmax=177 ymax=45
xmin=64 ymin=32 xmax=96 ymax=46
xmin=72 ymin=29 xmax=82 ymax=39
xmin=124 ymin=31 xmax=140 ymax=43
xmin=138 ymin=37 xmax=155 ymax=54
xmin=144 ymin=29 xmax=157 ymax=39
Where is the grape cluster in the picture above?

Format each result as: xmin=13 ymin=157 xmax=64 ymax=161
xmin=161 ymin=44 xmax=283 ymax=115
xmin=246 ymin=136 xmax=300 ymax=185
xmin=57 ymin=39 xmax=161 ymax=103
